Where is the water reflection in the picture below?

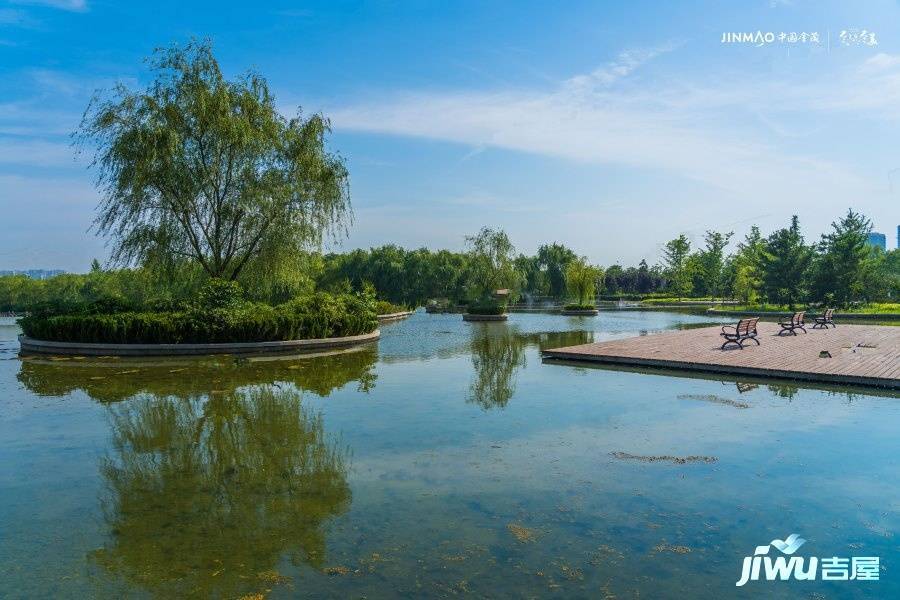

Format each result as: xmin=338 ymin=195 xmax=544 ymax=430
xmin=467 ymin=329 xmax=525 ymax=409
xmin=16 ymin=346 xmax=378 ymax=402
xmin=91 ymin=386 xmax=350 ymax=598
xmin=467 ymin=328 xmax=593 ymax=409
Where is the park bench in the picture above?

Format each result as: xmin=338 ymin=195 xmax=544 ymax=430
xmin=720 ymin=317 xmax=760 ymax=350
xmin=812 ymin=308 xmax=836 ymax=329
xmin=778 ymin=311 xmax=806 ymax=335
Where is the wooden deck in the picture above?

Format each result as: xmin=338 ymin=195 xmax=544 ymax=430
xmin=542 ymin=323 xmax=900 ymax=389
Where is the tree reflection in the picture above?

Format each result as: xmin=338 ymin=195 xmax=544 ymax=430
xmin=90 ymin=386 xmax=350 ymax=598
xmin=17 ymin=345 xmax=377 ymax=402
xmin=767 ymin=383 xmax=799 ymax=399
xmin=468 ymin=329 xmax=526 ymax=409
xmin=467 ymin=328 xmax=593 ymax=410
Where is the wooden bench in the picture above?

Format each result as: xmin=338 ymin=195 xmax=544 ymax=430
xmin=812 ymin=308 xmax=835 ymax=329
xmin=778 ymin=311 xmax=806 ymax=335
xmin=721 ymin=317 xmax=760 ymax=349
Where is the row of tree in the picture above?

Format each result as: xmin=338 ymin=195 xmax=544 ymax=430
xmin=661 ymin=211 xmax=899 ymax=307
xmin=1 ymin=211 xmax=897 ymax=313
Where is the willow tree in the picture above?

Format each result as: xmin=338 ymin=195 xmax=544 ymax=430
xmin=565 ymin=258 xmax=603 ymax=307
xmin=76 ymin=40 xmax=351 ymax=281
xmin=464 ymin=227 xmax=520 ymax=302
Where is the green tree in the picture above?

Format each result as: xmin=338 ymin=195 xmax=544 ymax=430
xmin=732 ymin=264 xmax=756 ymax=304
xmin=514 ymin=254 xmax=549 ymax=298
xmin=565 ymin=258 xmax=603 ymax=306
xmin=728 ymin=226 xmax=765 ymax=302
xmin=662 ymin=234 xmax=692 ymax=299
xmin=760 ymin=215 xmax=812 ymax=308
xmin=76 ymin=40 xmax=351 ymax=281
xmin=696 ymin=230 xmax=733 ymax=299
xmin=880 ymin=249 xmax=900 ymax=300
xmin=464 ymin=227 xmax=520 ymax=302
xmin=535 ymin=243 xmax=577 ymax=299
xmin=810 ymin=209 xmax=873 ymax=306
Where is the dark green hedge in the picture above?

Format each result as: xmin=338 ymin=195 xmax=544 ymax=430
xmin=19 ymin=292 xmax=378 ymax=344
xmin=466 ymin=299 xmax=506 ymax=315
xmin=563 ymin=303 xmax=596 ymax=311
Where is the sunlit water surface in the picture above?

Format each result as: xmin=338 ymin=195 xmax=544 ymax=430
xmin=1 ymin=311 xmax=898 ymax=598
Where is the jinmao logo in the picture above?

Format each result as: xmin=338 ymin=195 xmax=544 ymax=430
xmin=736 ymin=534 xmax=880 ymax=587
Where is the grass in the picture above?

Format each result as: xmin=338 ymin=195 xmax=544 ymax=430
xmin=707 ymin=303 xmax=900 ymax=314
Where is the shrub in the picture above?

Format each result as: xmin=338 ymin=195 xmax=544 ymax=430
xmin=374 ymin=300 xmax=406 ymax=315
xmin=563 ymin=303 xmax=596 ymax=311
xmin=19 ymin=291 xmax=378 ymax=344
xmin=466 ymin=299 xmax=506 ymax=315
xmin=195 ymin=278 xmax=245 ymax=310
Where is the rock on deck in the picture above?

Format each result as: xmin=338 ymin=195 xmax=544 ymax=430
xmin=542 ymin=323 xmax=900 ymax=389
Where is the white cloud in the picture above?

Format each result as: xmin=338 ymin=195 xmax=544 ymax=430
xmin=565 ymin=44 xmax=678 ymax=89
xmin=860 ymin=53 xmax=900 ymax=74
xmin=0 ymin=137 xmax=79 ymax=168
xmin=0 ymin=8 xmax=33 ymax=26
xmin=330 ymin=59 xmax=867 ymax=201
xmin=10 ymin=0 xmax=87 ymax=12
xmin=323 ymin=46 xmax=900 ymax=260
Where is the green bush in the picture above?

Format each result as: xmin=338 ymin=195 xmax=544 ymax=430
xmin=19 ymin=291 xmax=378 ymax=344
xmin=466 ymin=299 xmax=506 ymax=315
xmin=563 ymin=303 xmax=596 ymax=311
xmin=374 ymin=300 xmax=407 ymax=315
xmin=195 ymin=278 xmax=245 ymax=310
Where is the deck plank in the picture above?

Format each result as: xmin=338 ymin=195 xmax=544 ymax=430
xmin=542 ymin=323 xmax=900 ymax=389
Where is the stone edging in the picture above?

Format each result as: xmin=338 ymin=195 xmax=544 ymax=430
xmin=18 ymin=330 xmax=380 ymax=357
xmin=376 ymin=310 xmax=414 ymax=322
xmin=462 ymin=313 xmax=508 ymax=322
xmin=560 ymin=309 xmax=599 ymax=316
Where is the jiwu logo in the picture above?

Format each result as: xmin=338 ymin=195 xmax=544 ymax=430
xmin=735 ymin=533 xmax=880 ymax=586
xmin=736 ymin=534 xmax=815 ymax=586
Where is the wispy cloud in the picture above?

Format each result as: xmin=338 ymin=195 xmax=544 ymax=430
xmin=329 ymin=46 xmax=870 ymax=202
xmin=0 ymin=137 xmax=78 ymax=168
xmin=10 ymin=0 xmax=87 ymax=12
xmin=0 ymin=8 xmax=35 ymax=27
xmin=565 ymin=43 xmax=679 ymax=89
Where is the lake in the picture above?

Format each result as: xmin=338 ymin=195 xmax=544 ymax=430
xmin=1 ymin=311 xmax=897 ymax=598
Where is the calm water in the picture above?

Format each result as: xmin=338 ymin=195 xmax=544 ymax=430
xmin=1 ymin=311 xmax=898 ymax=599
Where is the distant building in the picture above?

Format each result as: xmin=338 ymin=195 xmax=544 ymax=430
xmin=866 ymin=232 xmax=886 ymax=250
xmin=0 ymin=269 xmax=66 ymax=280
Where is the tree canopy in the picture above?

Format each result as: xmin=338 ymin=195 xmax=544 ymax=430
xmin=662 ymin=234 xmax=692 ymax=299
xmin=760 ymin=215 xmax=812 ymax=308
xmin=77 ymin=39 xmax=351 ymax=280
xmin=464 ymin=227 xmax=521 ymax=301
xmin=565 ymin=258 xmax=603 ymax=306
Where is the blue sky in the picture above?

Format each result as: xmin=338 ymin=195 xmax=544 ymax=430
xmin=1 ymin=0 xmax=898 ymax=271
